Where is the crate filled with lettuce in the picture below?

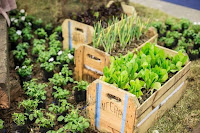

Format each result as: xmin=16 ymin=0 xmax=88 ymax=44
xmin=86 ymin=43 xmax=190 ymax=133
xmin=75 ymin=15 xmax=158 ymax=82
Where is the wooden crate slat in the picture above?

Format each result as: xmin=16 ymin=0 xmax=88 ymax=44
xmin=87 ymin=79 xmax=139 ymax=133
xmin=62 ymin=19 xmax=94 ymax=50
xmin=137 ymin=70 xmax=190 ymax=123
xmin=136 ymin=81 xmax=188 ymax=133
xmin=75 ymin=46 xmax=84 ymax=80
xmin=83 ymin=45 xmax=110 ymax=72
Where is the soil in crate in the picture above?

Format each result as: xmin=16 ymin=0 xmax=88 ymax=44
xmin=69 ymin=2 xmax=124 ymax=28
xmin=90 ymin=34 xmax=150 ymax=57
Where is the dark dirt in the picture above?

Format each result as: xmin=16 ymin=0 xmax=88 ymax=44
xmin=69 ymin=1 xmax=124 ymax=28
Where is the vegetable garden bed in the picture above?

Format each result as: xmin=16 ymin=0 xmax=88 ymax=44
xmin=62 ymin=1 xmax=136 ymax=50
xmin=74 ymin=19 xmax=158 ymax=82
xmin=86 ymin=44 xmax=190 ymax=133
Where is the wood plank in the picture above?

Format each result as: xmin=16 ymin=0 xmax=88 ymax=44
xmin=136 ymin=81 xmax=188 ymax=133
xmin=83 ymin=45 xmax=110 ymax=71
xmin=137 ymin=70 xmax=190 ymax=123
xmin=62 ymin=19 xmax=94 ymax=50
xmin=74 ymin=46 xmax=84 ymax=81
xmin=87 ymin=79 xmax=139 ymax=133
xmin=137 ymin=61 xmax=191 ymax=117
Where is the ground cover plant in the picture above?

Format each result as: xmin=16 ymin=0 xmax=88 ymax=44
xmin=92 ymin=15 xmax=152 ymax=56
xmin=100 ymin=43 xmax=188 ymax=103
xmin=151 ymin=18 xmax=200 ymax=60
xmin=1 ymin=9 xmax=91 ymax=133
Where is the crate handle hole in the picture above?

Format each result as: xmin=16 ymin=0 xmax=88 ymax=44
xmin=75 ymin=27 xmax=84 ymax=33
xmin=107 ymin=93 xmax=121 ymax=102
xmin=87 ymin=54 xmax=101 ymax=62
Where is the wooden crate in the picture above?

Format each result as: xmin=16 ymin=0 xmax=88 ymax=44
xmin=86 ymin=45 xmax=191 ymax=133
xmin=75 ymin=27 xmax=158 ymax=82
xmin=62 ymin=2 xmax=137 ymax=50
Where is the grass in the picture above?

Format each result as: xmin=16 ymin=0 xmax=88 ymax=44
xmin=15 ymin=1 xmax=200 ymax=132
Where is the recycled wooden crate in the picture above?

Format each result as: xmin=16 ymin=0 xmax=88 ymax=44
xmin=74 ymin=27 xmax=158 ymax=82
xmin=86 ymin=45 xmax=191 ymax=133
xmin=62 ymin=2 xmax=137 ymax=50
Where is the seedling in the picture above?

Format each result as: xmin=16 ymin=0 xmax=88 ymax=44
xmin=12 ymin=113 xmax=27 ymax=126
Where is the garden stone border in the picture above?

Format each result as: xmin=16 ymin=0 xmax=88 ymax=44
xmin=0 ymin=15 xmax=9 ymax=109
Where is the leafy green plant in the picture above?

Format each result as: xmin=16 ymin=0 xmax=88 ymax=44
xmin=189 ymin=49 xmax=199 ymax=55
xmin=166 ymin=31 xmax=181 ymax=39
xmin=29 ymin=109 xmax=44 ymax=121
xmin=49 ymin=73 xmax=73 ymax=86
xmin=9 ymin=27 xmax=22 ymax=43
xmin=19 ymin=99 xmax=40 ymax=112
xmin=180 ymin=18 xmax=191 ymax=30
xmin=41 ymin=61 xmax=60 ymax=72
xmin=61 ymin=64 xmax=73 ymax=76
xmin=17 ymin=65 xmax=33 ymax=77
xmin=16 ymin=42 xmax=29 ymax=51
xmin=22 ymin=58 xmax=32 ymax=66
xmin=12 ymin=113 xmax=27 ymax=126
xmin=183 ymin=29 xmax=195 ymax=39
xmin=54 ymin=26 xmax=62 ymax=33
xmin=52 ymin=86 xmax=70 ymax=99
xmin=23 ymin=79 xmax=47 ymax=100
xmin=170 ymin=51 xmax=188 ymax=73
xmin=48 ymin=99 xmax=71 ymax=114
xmin=128 ymin=79 xmax=144 ymax=98
xmin=22 ymin=27 xmax=33 ymax=41
xmin=57 ymin=109 xmax=90 ymax=133
xmin=13 ymin=49 xmax=27 ymax=61
xmin=171 ymin=23 xmax=181 ymax=31
xmin=34 ymin=28 xmax=48 ymax=39
xmin=25 ymin=87 xmax=47 ymax=100
xmin=35 ymin=113 xmax=55 ymax=128
xmin=45 ymin=23 xmax=53 ymax=31
xmin=164 ymin=37 xmax=175 ymax=47
xmin=73 ymin=81 xmax=89 ymax=91
xmin=33 ymin=19 xmax=43 ymax=27
xmin=0 ymin=119 xmax=4 ymax=129
xmin=194 ymin=32 xmax=200 ymax=45
xmin=37 ymin=51 xmax=51 ymax=63
xmin=56 ymin=49 xmax=73 ymax=63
